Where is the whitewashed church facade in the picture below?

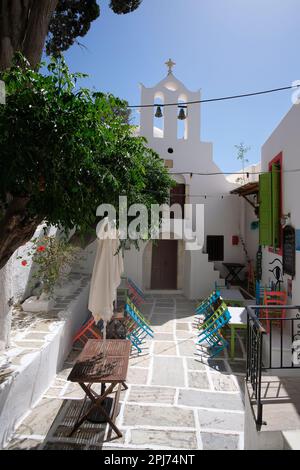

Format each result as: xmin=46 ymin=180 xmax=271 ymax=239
xmin=124 ymin=61 xmax=246 ymax=298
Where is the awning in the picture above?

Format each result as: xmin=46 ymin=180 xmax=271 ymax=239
xmin=230 ymin=182 xmax=259 ymax=214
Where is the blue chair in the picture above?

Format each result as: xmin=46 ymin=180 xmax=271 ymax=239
xmin=124 ymin=301 xmax=153 ymax=353
xmin=196 ymin=303 xmax=231 ymax=358
xmin=195 ymin=290 xmax=220 ymax=315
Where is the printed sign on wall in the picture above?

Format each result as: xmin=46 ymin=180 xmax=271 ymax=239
xmin=283 ymin=225 xmax=296 ymax=277
xmin=296 ymin=229 xmax=300 ymax=251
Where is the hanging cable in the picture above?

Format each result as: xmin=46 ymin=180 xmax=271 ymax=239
xmin=168 ymin=168 xmax=300 ymax=176
xmin=127 ymin=84 xmax=300 ymax=109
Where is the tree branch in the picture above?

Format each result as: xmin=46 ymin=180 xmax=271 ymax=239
xmin=0 ymin=196 xmax=42 ymax=269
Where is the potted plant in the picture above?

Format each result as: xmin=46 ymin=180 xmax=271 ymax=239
xmin=19 ymin=236 xmax=80 ymax=312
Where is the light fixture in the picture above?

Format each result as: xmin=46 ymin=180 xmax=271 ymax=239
xmin=178 ymin=106 xmax=187 ymax=120
xmin=155 ymin=105 xmax=163 ymax=118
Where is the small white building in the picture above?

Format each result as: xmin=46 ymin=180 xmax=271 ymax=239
xmin=259 ymin=103 xmax=300 ymax=304
xmin=124 ymin=60 xmax=246 ymax=298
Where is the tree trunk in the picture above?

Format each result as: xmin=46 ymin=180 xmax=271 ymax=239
xmin=69 ymin=221 xmax=98 ymax=249
xmin=0 ymin=196 xmax=42 ymax=270
xmin=0 ymin=0 xmax=58 ymax=71
xmin=0 ymin=260 xmax=12 ymax=350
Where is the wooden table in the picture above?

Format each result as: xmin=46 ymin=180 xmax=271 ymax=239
xmin=67 ymin=339 xmax=131 ymax=438
xmin=228 ymin=306 xmax=247 ymax=359
xmin=223 ymin=262 xmax=245 ymax=283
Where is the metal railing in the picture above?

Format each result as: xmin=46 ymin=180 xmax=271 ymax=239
xmin=246 ymin=305 xmax=300 ymax=430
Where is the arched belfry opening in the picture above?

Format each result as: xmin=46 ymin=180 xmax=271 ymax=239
xmin=139 ymin=59 xmax=201 ymax=143
xmin=177 ymin=94 xmax=188 ymax=140
xmin=153 ymin=92 xmax=164 ymax=138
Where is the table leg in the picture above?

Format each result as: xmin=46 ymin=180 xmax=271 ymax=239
xmin=69 ymin=382 xmax=115 ymax=437
xmin=107 ymin=383 xmax=122 ymax=441
xmin=230 ymin=325 xmax=235 ymax=360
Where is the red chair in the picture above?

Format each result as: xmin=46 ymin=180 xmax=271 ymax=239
xmin=262 ymin=291 xmax=287 ymax=333
xmin=72 ymin=317 xmax=102 ymax=346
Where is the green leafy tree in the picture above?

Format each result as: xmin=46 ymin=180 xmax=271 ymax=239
xmin=0 ymin=56 xmax=173 ymax=269
xmin=0 ymin=0 xmax=143 ymax=71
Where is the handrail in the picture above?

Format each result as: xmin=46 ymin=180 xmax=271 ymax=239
xmin=248 ymin=304 xmax=300 ymax=310
xmin=246 ymin=306 xmax=267 ymax=334
xmin=246 ymin=304 xmax=300 ymax=430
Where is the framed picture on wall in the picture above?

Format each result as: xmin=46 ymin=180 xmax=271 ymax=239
xmin=288 ymin=278 xmax=293 ymax=299
xmin=283 ymin=225 xmax=296 ymax=277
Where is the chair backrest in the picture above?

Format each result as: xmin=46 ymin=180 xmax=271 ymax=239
xmin=256 ymin=280 xmax=273 ymax=305
xmin=196 ymin=290 xmax=220 ymax=310
xmin=263 ymin=291 xmax=287 ymax=319
xmin=263 ymin=290 xmax=287 ymax=304
xmin=200 ymin=301 xmax=230 ymax=330
xmin=128 ymin=277 xmax=145 ymax=299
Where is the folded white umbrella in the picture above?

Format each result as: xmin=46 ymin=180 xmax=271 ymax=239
xmin=88 ymin=219 xmax=124 ymax=330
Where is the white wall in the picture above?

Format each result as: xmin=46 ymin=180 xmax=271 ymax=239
xmin=260 ymin=104 xmax=300 ymax=306
xmin=0 ymin=279 xmax=90 ymax=448
xmin=0 ymin=224 xmax=46 ymax=351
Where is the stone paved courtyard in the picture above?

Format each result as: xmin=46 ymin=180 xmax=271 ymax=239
xmin=5 ymin=294 xmax=246 ymax=450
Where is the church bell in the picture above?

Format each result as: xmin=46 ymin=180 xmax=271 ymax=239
xmin=178 ymin=106 xmax=187 ymax=120
xmin=155 ymin=106 xmax=163 ymax=118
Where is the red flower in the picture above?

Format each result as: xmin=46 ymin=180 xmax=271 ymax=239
xmin=37 ymin=245 xmax=46 ymax=252
xmin=21 ymin=260 xmax=27 ymax=266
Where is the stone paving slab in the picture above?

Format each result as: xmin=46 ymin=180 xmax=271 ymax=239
xmin=178 ymin=340 xmax=196 ymax=357
xmin=151 ymin=315 xmax=175 ymax=323
xmin=151 ymin=356 xmax=185 ymax=387
xmin=186 ymin=357 xmax=206 ymax=371
xmin=188 ymin=371 xmax=210 ymax=390
xmin=127 ymin=368 xmax=149 ymax=385
xmin=153 ymin=341 xmax=177 ymax=356
xmin=129 ymin=429 xmax=198 ymax=449
xmin=123 ymin=404 xmax=195 ymax=427
xmin=176 ymin=323 xmax=190 ymax=331
xmin=153 ymin=333 xmax=175 ymax=341
xmin=211 ymin=373 xmax=238 ymax=392
xmin=129 ymin=354 xmax=151 ymax=368
xmin=128 ymin=386 xmax=176 ymax=404
xmin=175 ymin=331 xmax=194 ymax=340
xmin=201 ymin=431 xmax=240 ymax=450
xmin=178 ymin=389 xmax=244 ymax=411
xmin=176 ymin=315 xmax=195 ymax=322
xmin=205 ymin=359 xmax=228 ymax=373
xmin=197 ymin=409 xmax=244 ymax=432
xmin=152 ymin=322 xmax=174 ymax=333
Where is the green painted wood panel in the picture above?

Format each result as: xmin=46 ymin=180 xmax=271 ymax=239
xmin=259 ymin=172 xmax=272 ymax=246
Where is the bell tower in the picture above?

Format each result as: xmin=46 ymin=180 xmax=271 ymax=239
xmin=139 ymin=59 xmax=201 ymax=143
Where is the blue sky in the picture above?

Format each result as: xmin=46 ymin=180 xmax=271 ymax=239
xmin=62 ymin=0 xmax=300 ymax=172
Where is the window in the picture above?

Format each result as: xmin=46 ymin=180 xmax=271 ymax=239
xmin=259 ymin=153 xmax=282 ymax=251
xmin=206 ymin=236 xmax=224 ymax=261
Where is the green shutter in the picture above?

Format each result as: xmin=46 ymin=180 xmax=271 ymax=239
xmin=271 ymin=163 xmax=281 ymax=248
xmin=259 ymin=172 xmax=272 ymax=246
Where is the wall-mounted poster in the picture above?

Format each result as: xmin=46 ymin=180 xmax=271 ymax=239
xmin=283 ymin=225 xmax=296 ymax=277
xmin=296 ymin=229 xmax=300 ymax=251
